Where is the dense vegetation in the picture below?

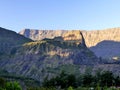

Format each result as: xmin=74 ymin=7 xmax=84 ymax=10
xmin=41 ymin=70 xmax=120 ymax=90
xmin=1 ymin=70 xmax=119 ymax=90
xmin=0 ymin=77 xmax=22 ymax=90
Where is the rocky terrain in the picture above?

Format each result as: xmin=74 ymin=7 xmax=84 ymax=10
xmin=1 ymin=27 xmax=120 ymax=83
xmin=19 ymin=28 xmax=120 ymax=59
xmin=0 ymin=27 xmax=32 ymax=60
xmin=82 ymin=28 xmax=120 ymax=59
xmin=0 ymin=27 xmax=99 ymax=82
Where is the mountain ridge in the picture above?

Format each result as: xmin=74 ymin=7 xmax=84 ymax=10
xmin=19 ymin=27 xmax=120 ymax=59
xmin=0 ymin=27 xmax=99 ymax=82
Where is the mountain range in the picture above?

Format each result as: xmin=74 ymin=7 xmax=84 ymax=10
xmin=0 ymin=27 xmax=99 ymax=82
xmin=19 ymin=27 xmax=120 ymax=59
xmin=0 ymin=27 xmax=120 ymax=83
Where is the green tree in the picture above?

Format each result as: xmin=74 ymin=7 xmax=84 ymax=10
xmin=67 ymin=86 xmax=73 ymax=90
xmin=100 ymin=71 xmax=114 ymax=87
xmin=82 ymin=74 xmax=94 ymax=87
xmin=114 ymin=76 xmax=120 ymax=87
xmin=67 ymin=74 xmax=76 ymax=88
xmin=5 ymin=81 xmax=22 ymax=90
xmin=0 ymin=78 xmax=6 ymax=88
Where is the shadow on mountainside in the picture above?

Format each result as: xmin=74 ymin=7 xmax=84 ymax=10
xmin=90 ymin=40 xmax=120 ymax=59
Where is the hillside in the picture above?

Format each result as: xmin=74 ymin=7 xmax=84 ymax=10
xmin=19 ymin=28 xmax=120 ymax=59
xmin=82 ymin=28 xmax=120 ymax=59
xmin=0 ymin=27 xmax=32 ymax=60
xmin=0 ymin=28 xmax=99 ymax=82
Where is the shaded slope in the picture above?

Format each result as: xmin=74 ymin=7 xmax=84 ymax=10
xmin=90 ymin=40 xmax=120 ymax=59
xmin=0 ymin=27 xmax=32 ymax=55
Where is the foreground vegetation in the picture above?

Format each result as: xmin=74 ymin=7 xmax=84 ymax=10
xmin=41 ymin=70 xmax=120 ymax=90
xmin=1 ymin=70 xmax=120 ymax=90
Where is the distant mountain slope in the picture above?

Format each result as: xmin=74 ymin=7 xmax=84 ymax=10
xmin=90 ymin=40 xmax=120 ymax=59
xmin=19 ymin=27 xmax=120 ymax=59
xmin=82 ymin=27 xmax=120 ymax=47
xmin=0 ymin=27 xmax=32 ymax=56
xmin=82 ymin=28 xmax=120 ymax=59
xmin=19 ymin=28 xmax=120 ymax=47
xmin=1 ymin=27 xmax=120 ymax=82
xmin=0 ymin=29 xmax=99 ymax=82
xmin=0 ymin=38 xmax=98 ymax=81
xmin=19 ymin=29 xmax=68 ymax=40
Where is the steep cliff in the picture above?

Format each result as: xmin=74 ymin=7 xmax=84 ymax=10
xmin=19 ymin=29 xmax=67 ymax=40
xmin=82 ymin=27 xmax=120 ymax=47
xmin=82 ymin=28 xmax=120 ymax=58
xmin=0 ymin=28 xmax=98 ymax=82
xmin=19 ymin=28 xmax=120 ymax=59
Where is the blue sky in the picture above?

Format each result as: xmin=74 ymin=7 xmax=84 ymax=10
xmin=0 ymin=0 xmax=120 ymax=32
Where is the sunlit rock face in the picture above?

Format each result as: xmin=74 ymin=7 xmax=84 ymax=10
xmin=19 ymin=29 xmax=86 ymax=47
xmin=0 ymin=28 xmax=98 ymax=82
xmin=82 ymin=27 xmax=120 ymax=47
xmin=19 ymin=29 xmax=67 ymax=40
xmin=19 ymin=27 xmax=120 ymax=59
xmin=82 ymin=28 xmax=120 ymax=59
xmin=19 ymin=28 xmax=120 ymax=47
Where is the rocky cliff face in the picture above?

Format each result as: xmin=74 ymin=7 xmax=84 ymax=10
xmin=82 ymin=28 xmax=120 ymax=59
xmin=82 ymin=27 xmax=120 ymax=47
xmin=20 ymin=28 xmax=120 ymax=47
xmin=19 ymin=29 xmax=67 ymax=40
xmin=0 ymin=28 xmax=99 ymax=82
xmin=19 ymin=28 xmax=120 ymax=59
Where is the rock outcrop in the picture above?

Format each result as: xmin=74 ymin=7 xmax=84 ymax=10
xmin=0 ymin=27 xmax=98 ymax=82
xmin=82 ymin=27 xmax=120 ymax=47
xmin=19 ymin=27 xmax=120 ymax=59
xmin=82 ymin=28 xmax=120 ymax=58
xmin=19 ymin=29 xmax=67 ymax=40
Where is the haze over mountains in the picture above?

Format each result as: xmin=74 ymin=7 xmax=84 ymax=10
xmin=19 ymin=27 xmax=120 ymax=59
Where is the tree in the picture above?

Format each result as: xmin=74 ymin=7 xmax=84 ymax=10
xmin=100 ymin=71 xmax=114 ymax=87
xmin=82 ymin=74 xmax=94 ymax=87
xmin=5 ymin=81 xmax=22 ymax=90
xmin=0 ymin=78 xmax=6 ymax=88
xmin=114 ymin=76 xmax=120 ymax=87
xmin=43 ymin=71 xmax=76 ymax=89
xmin=67 ymin=86 xmax=73 ymax=90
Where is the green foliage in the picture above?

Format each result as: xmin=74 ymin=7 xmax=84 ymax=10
xmin=100 ymin=71 xmax=114 ymax=87
xmin=96 ymin=83 xmax=101 ymax=90
xmin=0 ymin=78 xmax=6 ymax=88
xmin=114 ymin=76 xmax=120 ymax=86
xmin=82 ymin=73 xmax=94 ymax=87
xmin=1 ymin=70 xmax=120 ymax=90
xmin=43 ymin=71 xmax=77 ymax=89
xmin=68 ymin=86 xmax=73 ymax=90
xmin=42 ymin=70 xmax=120 ymax=89
xmin=27 ymin=87 xmax=56 ymax=90
xmin=5 ymin=81 xmax=22 ymax=90
xmin=0 ymin=77 xmax=22 ymax=90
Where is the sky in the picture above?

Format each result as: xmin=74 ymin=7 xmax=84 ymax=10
xmin=0 ymin=0 xmax=120 ymax=32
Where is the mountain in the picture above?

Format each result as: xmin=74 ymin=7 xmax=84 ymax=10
xmin=19 ymin=28 xmax=120 ymax=59
xmin=90 ymin=40 xmax=120 ymax=59
xmin=82 ymin=27 xmax=120 ymax=59
xmin=0 ymin=27 xmax=32 ymax=59
xmin=0 ymin=28 xmax=98 ymax=82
